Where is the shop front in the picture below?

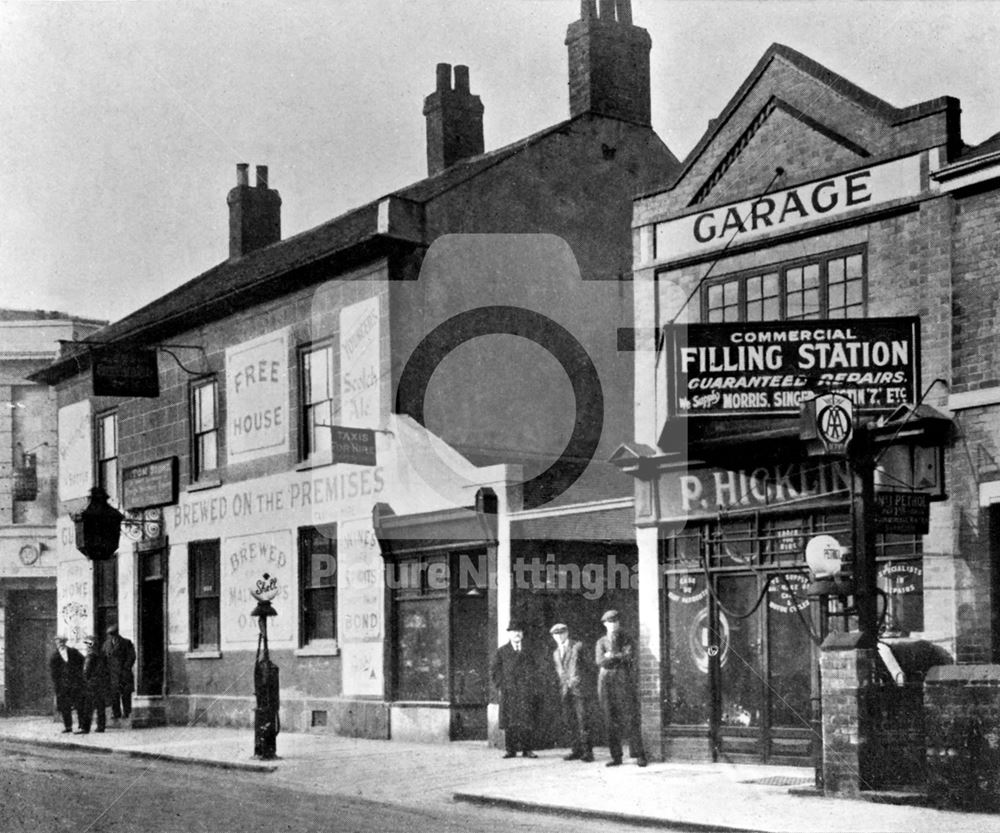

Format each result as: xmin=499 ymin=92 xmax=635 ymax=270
xmin=634 ymin=455 xmax=925 ymax=765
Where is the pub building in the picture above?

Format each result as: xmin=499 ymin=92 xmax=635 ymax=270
xmin=624 ymin=42 xmax=1000 ymax=796
xmin=29 ymin=3 xmax=680 ymax=744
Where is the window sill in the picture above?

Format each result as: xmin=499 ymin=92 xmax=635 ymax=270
xmin=295 ymin=455 xmax=334 ymax=473
xmin=185 ymin=650 xmax=222 ymax=660
xmin=295 ymin=642 xmax=340 ymax=657
xmin=187 ymin=477 xmax=223 ymax=493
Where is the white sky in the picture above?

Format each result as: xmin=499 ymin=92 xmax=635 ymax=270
xmin=2 ymin=0 xmax=999 ymax=324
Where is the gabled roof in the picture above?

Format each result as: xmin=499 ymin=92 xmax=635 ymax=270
xmin=645 ymin=42 xmax=958 ymax=202
xmin=34 ymin=112 xmax=673 ymax=385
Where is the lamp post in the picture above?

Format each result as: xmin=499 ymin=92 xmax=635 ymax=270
xmin=250 ymin=573 xmax=280 ymax=760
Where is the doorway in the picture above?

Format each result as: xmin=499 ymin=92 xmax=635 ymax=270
xmin=137 ymin=549 xmax=166 ymax=695
xmin=5 ymin=588 xmax=57 ymax=713
xmin=710 ymin=571 xmax=815 ymax=763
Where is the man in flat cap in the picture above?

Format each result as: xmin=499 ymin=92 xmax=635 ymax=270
xmin=49 ymin=635 xmax=84 ymax=734
xmin=550 ymin=623 xmax=593 ymax=762
xmin=595 ymin=610 xmax=647 ymax=767
xmin=490 ymin=621 xmax=538 ymax=758
xmin=102 ymin=624 xmax=136 ymax=723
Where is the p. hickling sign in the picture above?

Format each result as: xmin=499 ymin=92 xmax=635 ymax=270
xmin=664 ymin=317 xmax=919 ymax=417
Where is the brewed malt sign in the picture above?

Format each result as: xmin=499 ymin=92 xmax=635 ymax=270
xmin=664 ymin=317 xmax=919 ymax=417
xmin=122 ymin=457 xmax=178 ymax=510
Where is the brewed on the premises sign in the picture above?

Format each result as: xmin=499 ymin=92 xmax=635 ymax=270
xmin=664 ymin=317 xmax=919 ymax=417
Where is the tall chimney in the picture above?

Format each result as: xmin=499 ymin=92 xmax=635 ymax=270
xmin=423 ymin=62 xmax=485 ymax=176
xmin=227 ymin=163 xmax=281 ymax=259
xmin=566 ymin=0 xmax=651 ymax=126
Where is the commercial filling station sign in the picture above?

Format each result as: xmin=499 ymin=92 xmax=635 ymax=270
xmin=665 ymin=317 xmax=919 ymax=417
xmin=653 ymin=154 xmax=922 ymax=261
xmin=226 ymin=328 xmax=290 ymax=464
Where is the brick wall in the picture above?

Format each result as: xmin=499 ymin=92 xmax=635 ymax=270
xmin=925 ymin=664 xmax=1000 ymax=811
xmin=820 ymin=640 xmax=877 ymax=795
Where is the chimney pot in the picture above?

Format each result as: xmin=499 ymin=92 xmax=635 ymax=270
xmin=423 ymin=63 xmax=484 ymax=176
xmin=566 ymin=0 xmax=651 ymax=125
xmin=228 ymin=163 xmax=281 ymax=258
xmin=436 ymin=62 xmax=452 ymax=92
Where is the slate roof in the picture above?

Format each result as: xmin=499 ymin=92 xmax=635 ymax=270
xmin=36 ymin=113 xmax=667 ymax=383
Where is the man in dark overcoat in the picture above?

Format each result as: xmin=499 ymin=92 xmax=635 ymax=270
xmin=550 ymin=622 xmax=594 ymax=762
xmin=595 ymin=609 xmax=647 ymax=767
xmin=490 ymin=621 xmax=538 ymax=758
xmin=102 ymin=624 xmax=136 ymax=720
xmin=81 ymin=635 xmax=111 ymax=733
xmin=49 ymin=635 xmax=84 ymax=733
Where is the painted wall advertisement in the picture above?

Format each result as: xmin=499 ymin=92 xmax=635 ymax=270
xmin=340 ymin=296 xmax=380 ymax=430
xmin=664 ymin=317 xmax=919 ymax=417
xmin=57 ymin=557 xmax=92 ymax=645
xmin=653 ymin=154 xmax=923 ymax=260
xmin=58 ymin=400 xmax=92 ymax=502
xmin=657 ymin=460 xmax=850 ymax=519
xmin=339 ymin=517 xmax=384 ymax=696
xmin=226 ymin=328 xmax=290 ymax=465
xmin=221 ymin=529 xmax=294 ymax=647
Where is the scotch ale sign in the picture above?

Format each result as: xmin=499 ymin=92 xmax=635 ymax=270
xmin=664 ymin=317 xmax=919 ymax=418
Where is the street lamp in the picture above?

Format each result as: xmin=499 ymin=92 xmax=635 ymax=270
xmin=73 ymin=487 xmax=125 ymax=561
xmin=250 ymin=573 xmax=280 ymax=760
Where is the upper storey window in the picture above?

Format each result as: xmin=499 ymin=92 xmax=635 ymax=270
xmin=96 ymin=411 xmax=119 ymax=504
xmin=705 ymin=248 xmax=865 ymax=323
xmin=300 ymin=342 xmax=337 ymax=460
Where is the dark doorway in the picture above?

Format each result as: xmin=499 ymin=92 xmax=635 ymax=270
xmin=137 ymin=549 xmax=166 ymax=695
xmin=6 ymin=588 xmax=57 ymax=713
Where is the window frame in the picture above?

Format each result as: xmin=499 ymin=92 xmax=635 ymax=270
xmin=702 ymin=245 xmax=867 ymax=323
xmin=298 ymin=340 xmax=338 ymax=463
xmin=95 ymin=410 xmax=119 ymax=504
xmin=188 ymin=539 xmax=221 ymax=652
xmin=93 ymin=558 xmax=118 ymax=641
xmin=298 ymin=526 xmax=338 ymax=648
xmin=190 ymin=377 xmax=219 ymax=482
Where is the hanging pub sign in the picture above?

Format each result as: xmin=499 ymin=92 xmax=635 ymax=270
xmin=122 ymin=457 xmax=178 ymax=510
xmin=92 ymin=347 xmax=160 ymax=398
xmin=664 ymin=317 xmax=919 ymax=418
xmin=873 ymin=491 xmax=930 ymax=535
xmin=330 ymin=426 xmax=377 ymax=466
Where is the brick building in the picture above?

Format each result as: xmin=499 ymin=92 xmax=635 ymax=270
xmin=30 ymin=1 xmax=679 ymax=742
xmin=624 ymin=41 xmax=1000 ymax=790
xmin=0 ymin=310 xmax=104 ymax=713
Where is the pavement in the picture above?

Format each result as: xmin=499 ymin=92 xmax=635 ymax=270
xmin=2 ymin=715 xmax=1000 ymax=833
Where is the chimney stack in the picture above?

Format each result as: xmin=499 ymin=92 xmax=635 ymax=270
xmin=227 ymin=163 xmax=281 ymax=259
xmin=423 ymin=62 xmax=485 ymax=176
xmin=566 ymin=0 xmax=651 ymax=126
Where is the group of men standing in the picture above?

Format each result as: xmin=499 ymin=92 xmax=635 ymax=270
xmin=490 ymin=609 xmax=647 ymax=767
xmin=49 ymin=625 xmax=136 ymax=734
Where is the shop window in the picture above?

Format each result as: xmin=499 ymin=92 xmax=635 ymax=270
xmin=300 ymin=342 xmax=337 ymax=460
xmin=299 ymin=527 xmax=337 ymax=645
xmin=876 ymin=533 xmax=923 ymax=635
xmin=189 ymin=540 xmax=220 ymax=650
xmin=96 ymin=411 xmax=119 ymax=504
xmin=93 ymin=558 xmax=118 ymax=640
xmin=191 ymin=379 xmax=219 ymax=480
xmin=393 ymin=554 xmax=450 ymax=701
xmin=704 ymin=247 xmax=866 ymax=322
